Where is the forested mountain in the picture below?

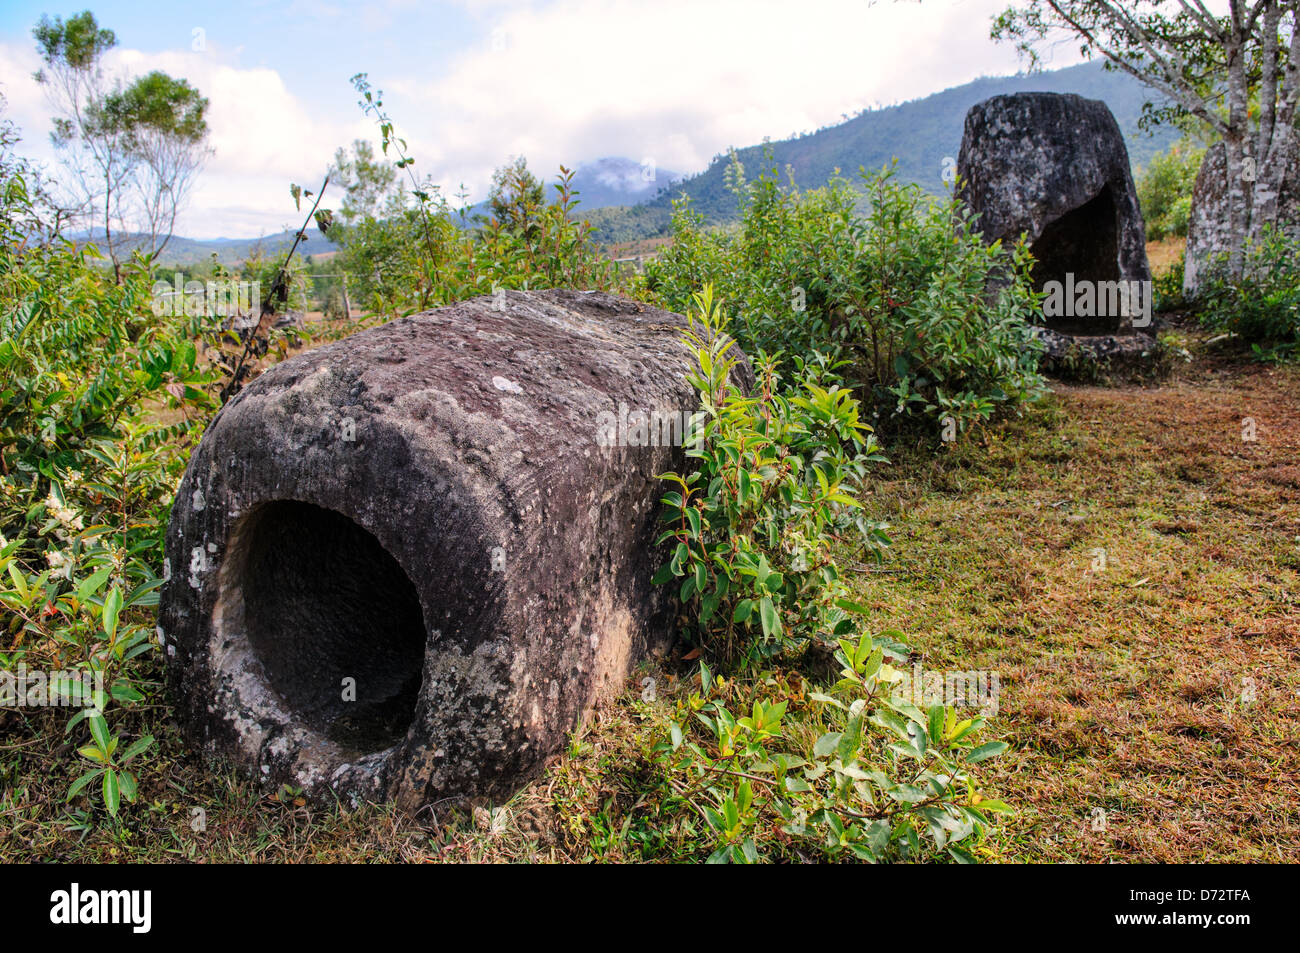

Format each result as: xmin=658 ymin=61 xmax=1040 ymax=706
xmin=583 ymin=60 xmax=1179 ymax=243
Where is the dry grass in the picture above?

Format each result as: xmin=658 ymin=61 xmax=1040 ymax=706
xmin=3 ymin=337 xmax=1297 ymax=863
xmin=1146 ymin=236 xmax=1187 ymax=275
xmin=851 ymin=352 xmax=1300 ymax=862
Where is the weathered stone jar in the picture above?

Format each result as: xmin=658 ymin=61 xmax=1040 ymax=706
xmin=159 ymin=289 xmax=750 ymax=809
xmin=957 ymin=91 xmax=1155 ymax=361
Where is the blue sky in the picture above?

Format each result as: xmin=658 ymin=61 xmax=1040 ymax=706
xmin=0 ymin=0 xmax=1090 ymax=238
xmin=0 ymin=0 xmax=477 ymax=105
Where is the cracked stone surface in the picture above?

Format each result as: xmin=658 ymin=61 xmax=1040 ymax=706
xmin=1033 ymin=327 xmax=1161 ymax=374
xmin=1183 ymin=138 xmax=1300 ymax=299
xmin=158 ymin=289 xmax=752 ymax=809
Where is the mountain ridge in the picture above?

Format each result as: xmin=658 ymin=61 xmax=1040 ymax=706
xmin=581 ymin=60 xmax=1180 ymax=243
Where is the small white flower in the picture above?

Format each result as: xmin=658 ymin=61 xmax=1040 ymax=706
xmin=45 ymin=549 xmax=73 ymax=579
xmin=44 ymin=492 xmax=84 ymax=531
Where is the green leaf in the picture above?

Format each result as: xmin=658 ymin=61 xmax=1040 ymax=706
xmin=67 ymin=768 xmax=105 ymax=799
xmin=102 ymin=586 xmax=123 ymax=641
xmin=965 ymin=741 xmax=1008 ymax=764
xmin=110 ymin=680 xmax=144 ymax=704
xmin=77 ymin=566 xmax=113 ymax=603
xmin=102 ymin=769 xmax=120 ymax=816
xmin=948 ymin=843 xmax=977 ymax=864
xmin=120 ymin=735 xmax=154 ymax=763
xmin=832 ymin=598 xmax=873 ymax=613
xmin=838 ymin=716 xmax=863 ymax=761
xmin=685 ymin=506 xmax=701 ymax=537
xmin=6 ymin=562 xmax=28 ymax=602
xmin=813 ymin=732 xmax=841 ymax=758
xmin=77 ymin=744 xmax=109 ymax=764
xmin=88 ymin=713 xmax=110 ymax=754
xmin=860 ymin=647 xmax=883 ymax=680
xmin=702 ymin=806 xmax=725 ymax=832
xmin=758 ymin=596 xmax=779 ymax=638
xmin=927 ymin=705 xmax=946 ymax=743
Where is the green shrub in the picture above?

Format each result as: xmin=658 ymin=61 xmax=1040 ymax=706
xmin=323 ymin=285 xmax=348 ymax=321
xmin=644 ymin=161 xmax=1044 ymax=439
xmin=0 ymin=169 xmax=214 ymax=817
xmin=1153 ymin=251 xmax=1186 ymax=312
xmin=653 ymin=288 xmax=889 ymax=665
xmin=1198 ymin=225 xmax=1300 ymax=354
xmin=331 ymin=167 xmax=626 ymax=316
xmin=1136 ymin=140 xmax=1204 ymax=242
xmin=650 ymin=648 xmax=1009 ymax=863
xmin=648 ymin=290 xmax=1008 ymax=863
xmin=337 ymin=77 xmax=629 ymax=317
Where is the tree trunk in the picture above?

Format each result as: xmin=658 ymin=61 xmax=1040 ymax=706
xmin=1223 ymin=9 xmax=1251 ymax=278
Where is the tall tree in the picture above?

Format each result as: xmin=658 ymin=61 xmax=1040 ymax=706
xmin=95 ymin=71 xmax=211 ymax=265
xmin=33 ymin=10 xmax=212 ymax=275
xmin=487 ymin=156 xmax=545 ymax=234
xmin=329 ymin=139 xmax=400 ymax=223
xmin=992 ymin=0 xmax=1300 ymax=279
xmin=31 ymin=12 xmax=118 ymax=244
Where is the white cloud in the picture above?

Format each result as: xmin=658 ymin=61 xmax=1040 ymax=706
xmin=2 ymin=0 xmax=1084 ymax=239
xmin=388 ymin=0 xmax=1076 ymax=202
xmin=0 ymin=38 xmax=365 ymax=238
xmin=0 ymin=42 xmax=54 ymax=154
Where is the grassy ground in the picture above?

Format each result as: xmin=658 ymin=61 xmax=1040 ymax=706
xmin=3 ymin=338 xmax=1297 ymax=862
xmin=854 ymin=349 xmax=1300 ymax=862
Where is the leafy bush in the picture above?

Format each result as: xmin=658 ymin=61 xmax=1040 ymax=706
xmin=0 ymin=168 xmax=214 ymax=817
xmin=651 ymin=648 xmax=1008 ymax=863
xmin=647 ymin=291 xmax=1007 ymax=863
xmin=1153 ymin=251 xmax=1186 ymax=313
xmin=332 ymin=167 xmax=626 ymax=316
xmin=323 ymin=285 xmax=348 ymax=321
xmin=644 ymin=161 xmax=1044 ymax=439
xmin=1198 ymin=225 xmax=1300 ymax=354
xmin=1136 ymin=140 xmax=1204 ymax=242
xmin=334 ymin=77 xmax=628 ymax=317
xmin=654 ymin=288 xmax=889 ymax=664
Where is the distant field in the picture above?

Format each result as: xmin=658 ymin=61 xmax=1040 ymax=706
xmin=1147 ymin=237 xmax=1187 ymax=275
